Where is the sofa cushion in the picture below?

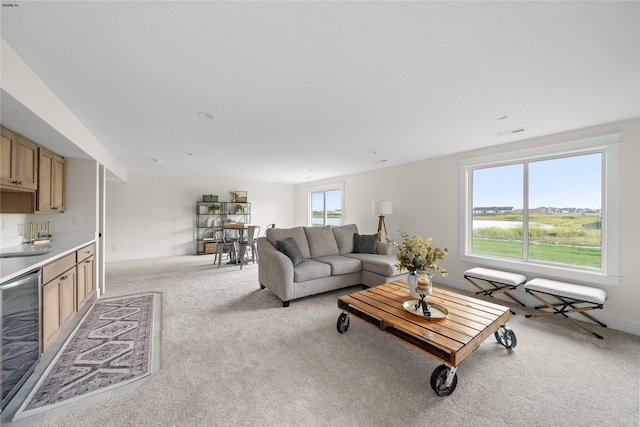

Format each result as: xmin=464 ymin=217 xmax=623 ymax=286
xmin=304 ymin=226 xmax=340 ymax=258
xmin=314 ymin=255 xmax=362 ymax=275
xmin=353 ymin=233 xmax=378 ymax=254
xmin=276 ymin=237 xmax=304 ymax=266
xmin=344 ymin=253 xmax=402 ymax=277
xmin=266 ymin=226 xmax=311 ymax=259
xmin=332 ymin=224 xmax=359 ymax=254
xmin=293 ymin=259 xmax=332 ymax=282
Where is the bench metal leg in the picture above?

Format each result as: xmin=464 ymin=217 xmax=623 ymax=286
xmin=525 ymin=290 xmax=606 ymax=339
xmin=465 ymin=276 xmax=526 ymax=315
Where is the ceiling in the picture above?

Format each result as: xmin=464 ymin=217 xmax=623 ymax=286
xmin=1 ymin=1 xmax=638 ymax=184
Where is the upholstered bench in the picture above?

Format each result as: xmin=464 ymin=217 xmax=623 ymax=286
xmin=463 ymin=267 xmax=527 ymax=314
xmin=524 ymin=278 xmax=608 ymax=339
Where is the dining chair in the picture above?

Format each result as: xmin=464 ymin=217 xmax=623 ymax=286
xmin=262 ymin=223 xmax=275 ymax=237
xmin=236 ymin=225 xmax=260 ymax=269
xmin=213 ymin=227 xmax=236 ymax=268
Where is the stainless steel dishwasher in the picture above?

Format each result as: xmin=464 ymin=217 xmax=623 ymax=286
xmin=0 ymin=269 xmax=42 ymax=411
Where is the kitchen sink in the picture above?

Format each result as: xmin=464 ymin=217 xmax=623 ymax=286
xmin=0 ymin=250 xmax=52 ymax=258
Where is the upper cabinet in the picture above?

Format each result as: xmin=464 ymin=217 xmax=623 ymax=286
xmin=0 ymin=125 xmax=65 ymax=214
xmin=37 ymin=147 xmax=65 ymax=213
xmin=1 ymin=125 xmax=38 ymax=191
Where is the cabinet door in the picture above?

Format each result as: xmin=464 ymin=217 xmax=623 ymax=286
xmin=1 ymin=129 xmax=15 ymax=185
xmin=60 ymin=269 xmax=77 ymax=328
xmin=15 ymin=136 xmax=38 ymax=190
xmin=76 ymin=256 xmax=95 ymax=310
xmin=42 ymin=279 xmax=62 ymax=353
xmin=52 ymin=154 xmax=65 ymax=211
xmin=37 ymin=148 xmax=65 ymax=212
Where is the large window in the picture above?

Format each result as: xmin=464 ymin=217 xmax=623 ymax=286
xmin=309 ymin=185 xmax=343 ymax=227
xmin=460 ymin=133 xmax=621 ymax=286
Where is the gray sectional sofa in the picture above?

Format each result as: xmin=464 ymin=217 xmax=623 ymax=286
xmin=257 ymin=224 xmax=405 ymax=306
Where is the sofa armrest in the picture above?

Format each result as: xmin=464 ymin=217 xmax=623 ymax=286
xmin=257 ymin=237 xmax=295 ymax=302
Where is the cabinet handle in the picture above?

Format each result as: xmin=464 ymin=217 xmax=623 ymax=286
xmin=61 ymin=275 xmax=68 ymax=280
xmin=12 ymin=180 xmax=23 ymax=185
xmin=85 ymin=260 xmax=91 ymax=263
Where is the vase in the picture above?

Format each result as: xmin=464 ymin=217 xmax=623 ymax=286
xmin=407 ymin=272 xmax=433 ymax=299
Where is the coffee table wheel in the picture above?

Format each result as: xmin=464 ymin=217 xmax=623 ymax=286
xmin=495 ymin=325 xmax=517 ymax=349
xmin=430 ymin=364 xmax=458 ymax=396
xmin=337 ymin=313 xmax=350 ymax=334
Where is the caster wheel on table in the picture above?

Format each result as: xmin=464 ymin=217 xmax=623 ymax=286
xmin=430 ymin=364 xmax=458 ymax=396
xmin=337 ymin=313 xmax=350 ymax=333
xmin=495 ymin=325 xmax=517 ymax=349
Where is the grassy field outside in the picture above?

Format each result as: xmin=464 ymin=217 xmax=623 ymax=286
xmin=473 ymin=212 xmax=602 ymax=268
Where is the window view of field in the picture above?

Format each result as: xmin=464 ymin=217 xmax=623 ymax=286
xmin=471 ymin=152 xmax=602 ymax=269
xmin=473 ymin=210 xmax=602 ymax=268
xmin=311 ymin=189 xmax=342 ymax=227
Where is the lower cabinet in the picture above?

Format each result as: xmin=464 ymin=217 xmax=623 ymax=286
xmin=41 ymin=279 xmax=61 ymax=352
xmin=41 ymin=266 xmax=76 ymax=353
xmin=41 ymin=243 xmax=95 ymax=353
xmin=76 ymin=255 xmax=95 ymax=311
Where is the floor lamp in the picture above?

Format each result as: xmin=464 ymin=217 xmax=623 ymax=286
xmin=372 ymin=201 xmax=393 ymax=241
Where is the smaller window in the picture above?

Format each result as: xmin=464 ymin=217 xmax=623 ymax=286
xmin=309 ymin=186 xmax=343 ymax=227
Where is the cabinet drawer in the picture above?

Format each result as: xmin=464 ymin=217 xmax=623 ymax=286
xmin=42 ymin=253 xmax=76 ymax=284
xmin=76 ymin=243 xmax=95 ymax=262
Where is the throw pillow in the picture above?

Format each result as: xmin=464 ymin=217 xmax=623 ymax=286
xmin=353 ymin=233 xmax=378 ymax=254
xmin=276 ymin=237 xmax=304 ymax=266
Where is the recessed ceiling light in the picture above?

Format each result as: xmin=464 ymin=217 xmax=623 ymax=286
xmin=183 ymin=152 xmax=193 ymax=156
xmin=150 ymin=158 xmax=162 ymax=163
xmin=491 ymin=114 xmax=511 ymax=121
xmin=178 ymin=168 xmax=186 ymax=172
xmin=375 ymin=159 xmax=388 ymax=163
xmin=197 ymin=112 xmax=214 ymax=120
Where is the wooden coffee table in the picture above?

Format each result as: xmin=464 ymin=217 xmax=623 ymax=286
xmin=337 ymin=280 xmax=516 ymax=395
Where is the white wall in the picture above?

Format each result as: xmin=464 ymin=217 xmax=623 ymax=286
xmin=295 ymin=118 xmax=640 ymax=334
xmin=0 ymin=158 xmax=98 ymax=243
xmin=105 ymin=172 xmax=295 ymax=261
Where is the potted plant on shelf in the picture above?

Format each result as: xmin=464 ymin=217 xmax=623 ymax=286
xmin=229 ymin=191 xmax=239 ymax=203
xmin=391 ymin=228 xmax=448 ymax=299
xmin=234 ymin=204 xmax=244 ymax=214
xmin=208 ymin=204 xmax=222 ymax=214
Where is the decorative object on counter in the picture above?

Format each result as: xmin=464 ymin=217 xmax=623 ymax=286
xmin=28 ymin=222 xmax=51 ymax=245
xmin=14 ymin=293 xmax=160 ymax=420
xmin=202 ymin=194 xmax=218 ymax=202
xmin=229 ymin=191 xmax=247 ymax=203
xmin=391 ymin=228 xmax=448 ymax=299
xmin=372 ymin=200 xmax=392 ymax=242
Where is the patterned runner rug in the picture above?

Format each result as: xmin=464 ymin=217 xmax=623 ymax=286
xmin=14 ymin=293 xmax=157 ymax=418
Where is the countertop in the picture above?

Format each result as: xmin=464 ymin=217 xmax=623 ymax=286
xmin=0 ymin=234 xmax=96 ymax=284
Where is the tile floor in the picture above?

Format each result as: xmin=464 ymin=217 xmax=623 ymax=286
xmin=1 ymin=293 xmax=162 ymax=427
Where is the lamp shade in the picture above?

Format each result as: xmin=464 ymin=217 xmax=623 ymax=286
xmin=372 ymin=200 xmax=393 ymax=215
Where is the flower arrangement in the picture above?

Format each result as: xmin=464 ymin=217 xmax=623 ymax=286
xmin=391 ymin=228 xmax=448 ymax=276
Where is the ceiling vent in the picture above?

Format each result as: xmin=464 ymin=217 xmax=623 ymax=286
xmin=496 ymin=127 xmax=527 ymax=137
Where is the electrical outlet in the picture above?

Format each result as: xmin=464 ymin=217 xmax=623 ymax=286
xmin=1 ymin=218 xmax=6 ymax=230
xmin=73 ymin=216 xmax=82 ymax=227
xmin=113 ymin=245 xmax=119 ymax=251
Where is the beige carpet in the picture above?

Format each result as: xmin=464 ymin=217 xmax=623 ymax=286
xmin=19 ymin=256 xmax=640 ymax=426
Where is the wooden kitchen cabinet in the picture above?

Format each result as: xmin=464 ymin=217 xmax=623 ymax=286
xmin=37 ymin=147 xmax=65 ymax=213
xmin=76 ymin=243 xmax=96 ymax=311
xmin=1 ymin=125 xmax=38 ymax=191
xmin=41 ymin=253 xmax=77 ymax=353
xmin=41 ymin=279 xmax=62 ymax=353
xmin=42 ymin=267 xmax=77 ymax=352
